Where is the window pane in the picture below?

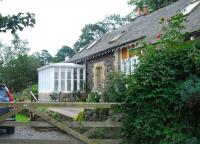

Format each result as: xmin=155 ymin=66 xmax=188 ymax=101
xmin=61 ymin=69 xmax=65 ymax=79
xmin=80 ymin=80 xmax=84 ymax=90
xmin=54 ymin=68 xmax=59 ymax=79
xmin=74 ymin=68 xmax=77 ymax=79
xmin=74 ymin=80 xmax=77 ymax=91
xmin=54 ymin=80 xmax=59 ymax=91
xmin=61 ymin=80 xmax=65 ymax=91
xmin=80 ymin=69 xmax=83 ymax=80
xmin=67 ymin=69 xmax=71 ymax=79
xmin=67 ymin=80 xmax=71 ymax=91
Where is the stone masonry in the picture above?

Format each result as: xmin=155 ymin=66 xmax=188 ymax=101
xmin=86 ymin=52 xmax=115 ymax=90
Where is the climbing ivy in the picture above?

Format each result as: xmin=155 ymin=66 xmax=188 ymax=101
xmin=117 ymin=13 xmax=200 ymax=143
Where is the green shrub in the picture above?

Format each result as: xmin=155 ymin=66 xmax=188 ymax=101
xmin=31 ymin=84 xmax=38 ymax=94
xmin=14 ymin=88 xmax=31 ymax=101
xmin=86 ymin=91 xmax=102 ymax=102
xmin=102 ymin=71 xmax=128 ymax=102
xmin=74 ymin=109 xmax=85 ymax=122
xmin=117 ymin=13 xmax=200 ymax=143
xmin=180 ymin=76 xmax=200 ymax=104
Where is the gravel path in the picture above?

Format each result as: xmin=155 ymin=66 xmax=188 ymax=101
xmin=0 ymin=126 xmax=83 ymax=143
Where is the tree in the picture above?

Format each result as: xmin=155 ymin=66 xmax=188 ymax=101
xmin=127 ymin=0 xmax=178 ymax=13
xmin=0 ymin=34 xmax=40 ymax=91
xmin=103 ymin=14 xmax=129 ymax=32
xmin=55 ymin=46 xmax=75 ymax=62
xmin=39 ymin=50 xmax=53 ymax=66
xmin=0 ymin=13 xmax=35 ymax=33
xmin=73 ymin=22 xmax=107 ymax=52
xmin=73 ymin=14 xmax=129 ymax=52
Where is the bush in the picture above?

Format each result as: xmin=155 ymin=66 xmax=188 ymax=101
xmin=181 ymin=76 xmax=200 ymax=102
xmin=31 ymin=84 xmax=38 ymax=94
xmin=86 ymin=91 xmax=102 ymax=102
xmin=74 ymin=109 xmax=85 ymax=122
xmin=102 ymin=71 xmax=128 ymax=102
xmin=14 ymin=88 xmax=31 ymax=101
xmin=117 ymin=13 xmax=200 ymax=143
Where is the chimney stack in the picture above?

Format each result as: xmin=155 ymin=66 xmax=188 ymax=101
xmin=143 ymin=4 xmax=149 ymax=15
xmin=65 ymin=56 xmax=70 ymax=61
xmin=137 ymin=7 xmax=142 ymax=16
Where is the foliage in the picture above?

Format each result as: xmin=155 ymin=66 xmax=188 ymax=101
xmin=73 ymin=22 xmax=107 ymax=52
xmin=55 ymin=45 xmax=75 ymax=62
xmin=31 ymin=84 xmax=38 ymax=94
xmin=16 ymin=114 xmax=30 ymax=122
xmin=180 ymin=76 xmax=200 ymax=105
xmin=88 ymin=128 xmax=121 ymax=139
xmin=0 ymin=34 xmax=40 ymax=92
xmin=73 ymin=109 xmax=85 ymax=122
xmin=102 ymin=71 xmax=128 ymax=102
xmin=113 ymin=13 xmax=200 ymax=143
xmin=73 ymin=14 xmax=129 ymax=52
xmin=39 ymin=49 xmax=53 ymax=66
xmin=0 ymin=13 xmax=35 ymax=33
xmin=86 ymin=91 xmax=102 ymax=103
xmin=14 ymin=88 xmax=31 ymax=101
xmin=127 ymin=0 xmax=178 ymax=13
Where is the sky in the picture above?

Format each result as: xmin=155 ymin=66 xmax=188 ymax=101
xmin=0 ymin=0 xmax=132 ymax=56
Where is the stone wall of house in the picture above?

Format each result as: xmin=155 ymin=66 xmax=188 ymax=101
xmin=86 ymin=52 xmax=115 ymax=90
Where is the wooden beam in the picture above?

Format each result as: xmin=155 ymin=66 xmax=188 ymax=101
xmin=63 ymin=121 xmax=121 ymax=128
xmin=0 ymin=139 xmax=122 ymax=144
xmin=28 ymin=107 xmax=98 ymax=144
xmin=0 ymin=102 xmax=119 ymax=108
xmin=83 ymin=128 xmax=96 ymax=137
xmin=0 ymin=121 xmax=54 ymax=127
xmin=0 ymin=120 xmax=121 ymax=128
xmin=0 ymin=139 xmax=80 ymax=144
xmin=0 ymin=108 xmax=22 ymax=123
xmin=92 ymin=139 xmax=122 ymax=144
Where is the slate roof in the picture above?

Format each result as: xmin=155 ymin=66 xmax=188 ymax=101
xmin=69 ymin=0 xmax=200 ymax=63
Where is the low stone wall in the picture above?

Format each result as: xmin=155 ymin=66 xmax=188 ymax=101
xmin=84 ymin=108 xmax=111 ymax=121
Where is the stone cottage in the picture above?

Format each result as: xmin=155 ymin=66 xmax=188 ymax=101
xmin=68 ymin=0 xmax=200 ymax=91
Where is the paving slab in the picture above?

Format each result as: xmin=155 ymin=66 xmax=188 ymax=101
xmin=48 ymin=107 xmax=83 ymax=118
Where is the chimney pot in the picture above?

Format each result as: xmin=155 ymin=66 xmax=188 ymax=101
xmin=137 ymin=7 xmax=142 ymax=16
xmin=65 ymin=56 xmax=70 ymax=61
xmin=143 ymin=4 xmax=149 ymax=15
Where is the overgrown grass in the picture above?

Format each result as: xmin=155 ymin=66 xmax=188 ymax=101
xmin=16 ymin=114 xmax=30 ymax=122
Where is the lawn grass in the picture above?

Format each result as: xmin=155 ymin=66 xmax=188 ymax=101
xmin=16 ymin=114 xmax=30 ymax=122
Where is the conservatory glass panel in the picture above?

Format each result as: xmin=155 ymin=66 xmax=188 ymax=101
xmin=54 ymin=68 xmax=59 ymax=91
xmin=61 ymin=68 xmax=65 ymax=91
xmin=74 ymin=68 xmax=77 ymax=91
xmin=80 ymin=69 xmax=84 ymax=90
xmin=67 ymin=69 xmax=71 ymax=91
xmin=61 ymin=80 xmax=65 ymax=91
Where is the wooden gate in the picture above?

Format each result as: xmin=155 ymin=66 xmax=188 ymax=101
xmin=0 ymin=102 xmax=121 ymax=144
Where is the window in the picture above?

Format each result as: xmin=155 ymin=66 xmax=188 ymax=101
xmin=96 ymin=66 xmax=103 ymax=90
xmin=130 ymin=55 xmax=139 ymax=73
xmin=182 ymin=0 xmax=200 ymax=15
xmin=74 ymin=68 xmax=77 ymax=91
xmin=122 ymin=48 xmax=128 ymax=60
xmin=67 ymin=69 xmax=71 ymax=91
xmin=80 ymin=69 xmax=84 ymax=90
xmin=60 ymin=68 xmax=65 ymax=91
xmin=54 ymin=68 xmax=59 ymax=91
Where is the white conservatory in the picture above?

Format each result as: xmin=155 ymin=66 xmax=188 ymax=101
xmin=37 ymin=63 xmax=86 ymax=101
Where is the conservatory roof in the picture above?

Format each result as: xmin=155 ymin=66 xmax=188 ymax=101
xmin=68 ymin=0 xmax=200 ymax=63
xmin=37 ymin=63 xmax=85 ymax=72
